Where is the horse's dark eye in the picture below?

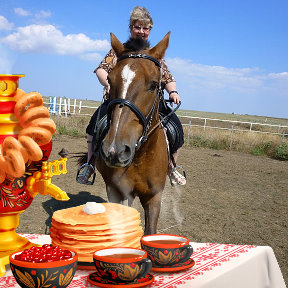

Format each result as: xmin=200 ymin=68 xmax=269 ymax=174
xmin=149 ymin=81 xmax=157 ymax=91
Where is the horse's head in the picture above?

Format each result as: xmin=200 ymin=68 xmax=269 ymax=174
xmin=100 ymin=32 xmax=170 ymax=168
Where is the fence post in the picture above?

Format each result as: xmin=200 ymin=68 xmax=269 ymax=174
xmin=58 ymin=97 xmax=63 ymax=116
xmin=67 ymin=98 xmax=71 ymax=114
xmin=230 ymin=124 xmax=234 ymax=149
xmin=78 ymin=101 xmax=82 ymax=114
xmin=63 ymin=99 xmax=67 ymax=117
xmin=73 ymin=99 xmax=76 ymax=114
xmin=49 ymin=97 xmax=52 ymax=112
xmin=187 ymin=120 xmax=191 ymax=145
xmin=282 ymin=131 xmax=286 ymax=144
xmin=204 ymin=118 xmax=207 ymax=132
xmin=53 ymin=97 xmax=57 ymax=114
xmin=250 ymin=122 xmax=253 ymax=132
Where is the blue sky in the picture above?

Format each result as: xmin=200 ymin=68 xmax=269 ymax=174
xmin=0 ymin=0 xmax=287 ymax=118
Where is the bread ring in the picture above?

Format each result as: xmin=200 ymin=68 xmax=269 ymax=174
xmin=2 ymin=137 xmax=22 ymax=155
xmin=5 ymin=149 xmax=25 ymax=178
xmin=14 ymin=92 xmax=43 ymax=119
xmin=0 ymin=172 xmax=5 ymax=183
xmin=19 ymin=126 xmax=52 ymax=146
xmin=19 ymin=136 xmax=43 ymax=161
xmin=18 ymin=106 xmax=50 ymax=127
xmin=0 ymin=149 xmax=7 ymax=182
xmin=26 ymin=118 xmax=56 ymax=134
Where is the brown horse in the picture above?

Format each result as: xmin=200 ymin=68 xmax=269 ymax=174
xmin=94 ymin=32 xmax=170 ymax=235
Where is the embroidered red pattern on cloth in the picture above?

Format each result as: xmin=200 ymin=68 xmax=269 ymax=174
xmin=150 ymin=243 xmax=256 ymax=288
xmin=0 ymin=234 xmax=257 ymax=287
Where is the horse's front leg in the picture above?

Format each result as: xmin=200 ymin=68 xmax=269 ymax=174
xmin=106 ymin=185 xmax=135 ymax=206
xmin=106 ymin=185 xmax=123 ymax=204
xmin=140 ymin=191 xmax=163 ymax=235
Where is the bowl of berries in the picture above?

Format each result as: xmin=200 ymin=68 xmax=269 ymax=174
xmin=9 ymin=244 xmax=78 ymax=288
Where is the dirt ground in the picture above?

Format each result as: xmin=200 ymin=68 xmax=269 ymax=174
xmin=17 ymin=135 xmax=288 ymax=284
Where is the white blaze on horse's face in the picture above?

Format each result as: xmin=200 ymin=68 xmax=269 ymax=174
xmin=121 ymin=64 xmax=136 ymax=99
xmin=113 ymin=64 xmax=136 ymax=133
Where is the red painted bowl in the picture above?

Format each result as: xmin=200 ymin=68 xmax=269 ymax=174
xmin=9 ymin=247 xmax=78 ymax=288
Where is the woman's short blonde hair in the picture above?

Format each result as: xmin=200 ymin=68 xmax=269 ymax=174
xmin=129 ymin=6 xmax=153 ymax=29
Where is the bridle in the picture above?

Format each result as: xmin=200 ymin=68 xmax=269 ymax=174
xmin=107 ymin=53 xmax=163 ymax=150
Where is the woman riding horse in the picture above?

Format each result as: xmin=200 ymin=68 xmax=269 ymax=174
xmin=77 ymin=6 xmax=186 ymax=186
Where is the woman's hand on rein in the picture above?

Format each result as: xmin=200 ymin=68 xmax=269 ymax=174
xmin=169 ymin=92 xmax=180 ymax=106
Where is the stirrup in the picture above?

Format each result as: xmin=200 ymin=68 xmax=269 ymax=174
xmin=76 ymin=163 xmax=96 ymax=185
xmin=169 ymin=166 xmax=186 ymax=187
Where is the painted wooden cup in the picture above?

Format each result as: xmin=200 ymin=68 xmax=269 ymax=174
xmin=93 ymin=247 xmax=152 ymax=283
xmin=141 ymin=234 xmax=193 ymax=267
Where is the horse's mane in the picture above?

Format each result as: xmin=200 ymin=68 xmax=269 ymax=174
xmin=123 ymin=37 xmax=150 ymax=52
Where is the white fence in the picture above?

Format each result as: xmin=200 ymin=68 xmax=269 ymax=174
xmin=179 ymin=115 xmax=288 ymax=147
xmin=44 ymin=97 xmax=82 ymax=116
xmin=45 ymin=97 xmax=288 ymax=144
xmin=44 ymin=97 xmax=98 ymax=117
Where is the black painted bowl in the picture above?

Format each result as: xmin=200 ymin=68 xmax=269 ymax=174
xmin=9 ymin=249 xmax=78 ymax=288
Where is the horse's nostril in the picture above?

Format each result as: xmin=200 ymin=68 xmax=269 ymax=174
xmin=117 ymin=145 xmax=132 ymax=163
xmin=124 ymin=145 xmax=131 ymax=154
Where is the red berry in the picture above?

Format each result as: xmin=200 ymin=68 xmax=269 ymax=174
xmin=16 ymin=245 xmax=72 ymax=262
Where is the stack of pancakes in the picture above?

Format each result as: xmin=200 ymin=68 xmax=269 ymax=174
xmin=50 ymin=203 xmax=143 ymax=263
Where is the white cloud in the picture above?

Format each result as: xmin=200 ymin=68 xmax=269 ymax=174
xmin=35 ymin=10 xmax=51 ymax=20
xmin=14 ymin=7 xmax=51 ymax=19
xmin=14 ymin=8 xmax=51 ymax=23
xmin=1 ymin=24 xmax=110 ymax=57
xmin=0 ymin=16 xmax=14 ymax=30
xmin=166 ymin=57 xmax=288 ymax=98
xmin=267 ymin=72 xmax=288 ymax=79
xmin=166 ymin=57 xmax=288 ymax=116
xmin=166 ymin=57 xmax=263 ymax=92
xmin=14 ymin=8 xmax=31 ymax=16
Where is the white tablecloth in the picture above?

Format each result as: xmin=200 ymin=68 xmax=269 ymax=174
xmin=1 ymin=234 xmax=286 ymax=288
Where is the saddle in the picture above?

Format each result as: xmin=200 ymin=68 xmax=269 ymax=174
xmin=159 ymin=112 xmax=182 ymax=155
xmin=92 ymin=114 xmax=109 ymax=152
xmin=93 ymin=113 xmax=181 ymax=155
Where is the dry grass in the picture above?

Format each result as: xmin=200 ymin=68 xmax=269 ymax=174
xmin=185 ymin=126 xmax=287 ymax=155
xmin=51 ymin=114 xmax=90 ymax=138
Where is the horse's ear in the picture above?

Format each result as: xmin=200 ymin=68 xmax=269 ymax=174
xmin=110 ymin=33 xmax=125 ymax=57
xmin=149 ymin=32 xmax=171 ymax=60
